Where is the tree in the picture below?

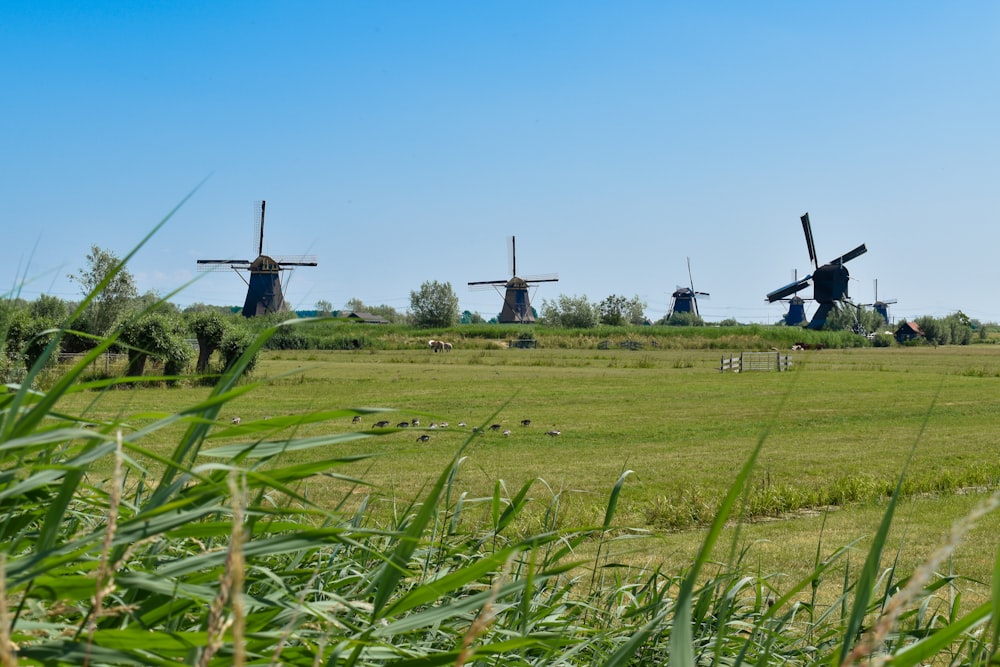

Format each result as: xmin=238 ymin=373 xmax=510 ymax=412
xmin=409 ymin=281 xmax=459 ymax=328
xmin=29 ymin=294 xmax=69 ymax=324
xmin=120 ymin=312 xmax=192 ymax=383
xmin=189 ymin=311 xmax=231 ymax=374
xmin=541 ymin=294 xmax=598 ymax=328
xmin=68 ymin=245 xmax=138 ymax=338
xmin=598 ymin=294 xmax=647 ymax=326
xmin=315 ymin=300 xmax=334 ymax=316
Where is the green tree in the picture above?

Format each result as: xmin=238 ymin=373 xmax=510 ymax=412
xmin=541 ymin=294 xmax=598 ymax=328
xmin=315 ymin=299 xmax=334 ymax=316
xmin=120 ymin=312 xmax=192 ymax=382
xmin=409 ymin=281 xmax=459 ymax=328
xmin=68 ymin=245 xmax=138 ymax=338
xmin=598 ymin=294 xmax=647 ymax=326
xmin=189 ymin=311 xmax=231 ymax=374
xmin=219 ymin=326 xmax=260 ymax=376
xmin=29 ymin=294 xmax=69 ymax=324
xmin=598 ymin=295 xmax=628 ymax=326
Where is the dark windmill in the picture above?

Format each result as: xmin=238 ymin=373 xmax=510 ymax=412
xmin=667 ymin=257 xmax=710 ymax=319
xmin=866 ymin=279 xmax=898 ymax=326
xmin=765 ymin=212 xmax=867 ymax=329
xmin=774 ymin=270 xmax=810 ymax=326
xmin=468 ymin=236 xmax=558 ymax=323
xmin=197 ymin=201 xmax=318 ymax=317
xmin=783 ymin=295 xmax=809 ymax=326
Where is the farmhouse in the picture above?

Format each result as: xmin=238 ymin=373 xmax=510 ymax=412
xmin=894 ymin=320 xmax=924 ymax=343
xmin=346 ymin=311 xmax=389 ymax=324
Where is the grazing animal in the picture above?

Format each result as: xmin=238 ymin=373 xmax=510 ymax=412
xmin=373 ymin=420 xmax=390 ymax=428
xmin=231 ymin=417 xmax=241 ymax=425
xmin=429 ymin=422 xmax=438 ymax=429
xmin=439 ymin=422 xmax=449 ymax=428
xmin=502 ymin=429 xmax=511 ymax=437
xmin=546 ymin=430 xmax=561 ymax=437
xmin=411 ymin=418 xmax=420 ymax=426
xmin=489 ymin=423 xmax=502 ymax=431
xmin=520 ymin=419 xmax=531 ymax=427
xmin=416 ymin=434 xmax=431 ymax=443
xmin=442 ymin=341 xmax=452 ymax=351
xmin=396 ymin=421 xmax=410 ymax=428
xmin=458 ymin=421 xmax=467 ymax=427
xmin=352 ymin=415 xmax=362 ymax=424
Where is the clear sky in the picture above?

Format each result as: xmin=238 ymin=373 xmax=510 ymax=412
xmin=5 ymin=3 xmax=998 ymax=324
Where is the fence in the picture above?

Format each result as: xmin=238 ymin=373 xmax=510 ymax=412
xmin=720 ymin=351 xmax=792 ymax=373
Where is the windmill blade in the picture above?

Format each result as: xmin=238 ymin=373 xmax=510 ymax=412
xmin=197 ymin=259 xmax=252 ymax=273
xmin=826 ymin=243 xmax=867 ymax=266
xmin=468 ymin=279 xmax=508 ymax=288
xmin=273 ymin=255 xmax=319 ymax=266
xmin=766 ymin=277 xmax=811 ymax=302
xmin=800 ymin=213 xmax=818 ymax=268
xmin=522 ymin=273 xmax=559 ymax=283
xmin=252 ymin=200 xmax=266 ymax=257
xmin=508 ymin=236 xmax=516 ymax=277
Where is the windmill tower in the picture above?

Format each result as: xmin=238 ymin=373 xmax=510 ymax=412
xmin=667 ymin=257 xmax=710 ymax=319
xmin=468 ymin=236 xmax=558 ymax=323
xmin=197 ymin=201 xmax=318 ymax=317
xmin=765 ymin=212 xmax=867 ymax=329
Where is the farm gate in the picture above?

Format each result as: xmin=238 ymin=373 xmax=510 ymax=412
xmin=720 ymin=351 xmax=792 ymax=373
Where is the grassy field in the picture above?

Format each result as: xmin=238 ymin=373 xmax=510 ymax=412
xmin=57 ymin=342 xmax=1000 ymax=607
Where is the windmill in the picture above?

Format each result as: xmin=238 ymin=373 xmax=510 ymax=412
xmin=667 ymin=257 xmax=710 ymax=319
xmin=773 ymin=270 xmax=810 ymax=326
xmin=866 ymin=279 xmax=897 ymax=326
xmin=765 ymin=212 xmax=867 ymax=329
xmin=468 ymin=236 xmax=558 ymax=323
xmin=197 ymin=200 xmax=318 ymax=317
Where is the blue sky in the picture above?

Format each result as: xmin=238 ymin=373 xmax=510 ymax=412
xmin=5 ymin=3 xmax=998 ymax=324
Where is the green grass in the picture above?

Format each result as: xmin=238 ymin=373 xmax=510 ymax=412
xmin=52 ymin=344 xmax=1000 ymax=592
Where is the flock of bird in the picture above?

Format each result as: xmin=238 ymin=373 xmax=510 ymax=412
xmin=228 ymin=415 xmax=563 ymax=442
xmin=362 ymin=415 xmax=561 ymax=442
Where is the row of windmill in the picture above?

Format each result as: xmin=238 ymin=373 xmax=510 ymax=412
xmin=198 ymin=202 xmax=891 ymax=328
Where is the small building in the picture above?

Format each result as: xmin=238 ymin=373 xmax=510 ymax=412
xmin=894 ymin=321 xmax=923 ymax=344
xmin=346 ymin=311 xmax=389 ymax=325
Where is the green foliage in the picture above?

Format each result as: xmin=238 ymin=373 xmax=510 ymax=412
xmin=68 ymin=245 xmax=139 ymax=338
xmin=663 ymin=311 xmax=705 ymax=326
xmin=598 ymin=294 xmax=647 ymax=326
xmin=409 ymin=280 xmax=460 ymax=328
xmin=542 ymin=293 xmax=599 ymax=328
xmin=219 ymin=325 xmax=260 ymax=376
xmin=120 ymin=311 xmax=192 ymax=382
xmin=917 ymin=313 xmax=975 ymax=346
xmin=189 ymin=310 xmax=231 ymax=373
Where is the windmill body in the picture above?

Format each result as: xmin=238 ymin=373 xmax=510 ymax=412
xmin=667 ymin=258 xmax=709 ymax=319
xmin=468 ymin=236 xmax=557 ymax=324
xmin=784 ymin=295 xmax=809 ymax=326
xmin=197 ymin=201 xmax=318 ymax=317
xmin=765 ymin=213 xmax=866 ymax=329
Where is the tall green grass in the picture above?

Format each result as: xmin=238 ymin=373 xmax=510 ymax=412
xmin=2 ymin=203 xmax=999 ymax=665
